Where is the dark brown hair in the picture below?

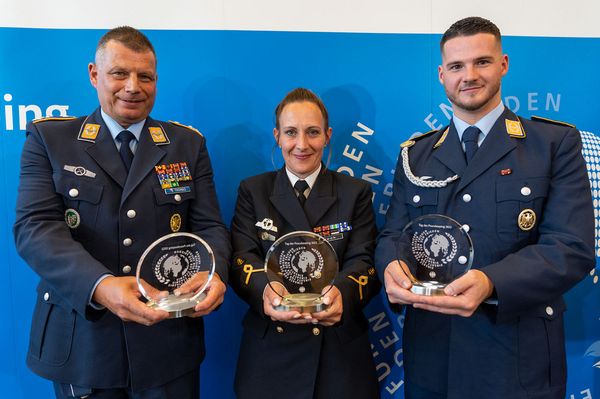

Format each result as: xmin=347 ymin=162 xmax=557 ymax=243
xmin=274 ymin=88 xmax=329 ymax=130
xmin=440 ymin=17 xmax=501 ymax=51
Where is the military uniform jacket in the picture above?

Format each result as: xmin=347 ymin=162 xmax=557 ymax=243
xmin=375 ymin=109 xmax=595 ymax=399
xmin=13 ymin=108 xmax=231 ymax=391
xmin=230 ymin=167 xmax=380 ymax=399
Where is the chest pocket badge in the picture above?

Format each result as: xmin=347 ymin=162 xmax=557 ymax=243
xmin=518 ymin=209 xmax=536 ymax=231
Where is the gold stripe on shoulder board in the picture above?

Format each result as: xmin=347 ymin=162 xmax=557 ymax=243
xmin=400 ymin=129 xmax=439 ymax=149
xmin=169 ymin=121 xmax=204 ymax=137
xmin=33 ymin=116 xmax=76 ymax=124
xmin=531 ymin=115 xmax=576 ymax=129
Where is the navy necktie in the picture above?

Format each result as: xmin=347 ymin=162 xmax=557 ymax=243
xmin=117 ymin=130 xmax=135 ymax=171
xmin=294 ymin=180 xmax=309 ymax=208
xmin=462 ymin=126 xmax=481 ymax=164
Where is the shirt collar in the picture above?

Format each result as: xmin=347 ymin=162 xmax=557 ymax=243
xmin=286 ymin=164 xmax=322 ymax=190
xmin=453 ymin=101 xmax=505 ymax=141
xmin=100 ymin=109 xmax=145 ymax=142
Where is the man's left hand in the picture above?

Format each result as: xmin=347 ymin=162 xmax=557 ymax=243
xmin=412 ymin=270 xmax=494 ymax=317
xmin=186 ymin=273 xmax=226 ymax=317
xmin=311 ymin=286 xmax=343 ymax=326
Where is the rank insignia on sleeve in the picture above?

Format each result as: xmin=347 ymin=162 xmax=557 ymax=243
xmin=505 ymin=119 xmax=526 ymax=138
xmin=243 ymin=263 xmax=265 ymax=285
xmin=235 ymin=257 xmax=245 ymax=266
xmin=79 ymin=123 xmax=100 ymax=141
xmin=347 ymin=275 xmax=369 ymax=300
xmin=149 ymin=126 xmax=170 ymax=145
xmin=170 ymin=213 xmax=182 ymax=232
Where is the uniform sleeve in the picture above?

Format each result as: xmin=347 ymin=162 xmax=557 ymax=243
xmin=483 ymin=127 xmax=595 ymax=322
xmin=229 ymin=180 xmax=270 ymax=316
xmin=188 ymin=136 xmax=232 ymax=283
xmin=13 ymin=123 xmax=111 ymax=319
xmin=333 ymin=181 xmax=380 ymax=315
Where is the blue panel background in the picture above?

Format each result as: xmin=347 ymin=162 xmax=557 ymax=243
xmin=0 ymin=28 xmax=598 ymax=398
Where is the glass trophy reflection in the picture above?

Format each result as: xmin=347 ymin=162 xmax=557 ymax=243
xmin=136 ymin=232 xmax=215 ymax=318
xmin=397 ymin=214 xmax=473 ymax=296
xmin=265 ymin=231 xmax=338 ymax=312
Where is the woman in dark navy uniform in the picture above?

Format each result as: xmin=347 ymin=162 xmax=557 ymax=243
xmin=230 ymin=88 xmax=380 ymax=399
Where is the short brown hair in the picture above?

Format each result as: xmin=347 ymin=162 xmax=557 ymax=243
xmin=96 ymin=26 xmax=155 ymax=60
xmin=441 ymin=17 xmax=501 ymax=51
xmin=274 ymin=88 xmax=329 ymax=130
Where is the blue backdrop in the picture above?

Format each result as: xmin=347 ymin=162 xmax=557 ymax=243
xmin=1 ymin=28 xmax=599 ymax=398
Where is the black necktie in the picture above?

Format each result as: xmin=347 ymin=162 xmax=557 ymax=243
xmin=462 ymin=126 xmax=481 ymax=164
xmin=117 ymin=130 xmax=135 ymax=171
xmin=294 ymin=180 xmax=309 ymax=208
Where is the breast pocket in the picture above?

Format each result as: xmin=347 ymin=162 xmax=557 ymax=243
xmin=53 ymin=173 xmax=103 ymax=237
xmin=496 ymin=177 xmax=549 ymax=242
xmin=404 ymin=185 xmax=439 ymax=220
xmin=153 ymin=186 xmax=195 ymax=233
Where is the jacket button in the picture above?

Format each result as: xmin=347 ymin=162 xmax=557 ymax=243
xmin=174 ymin=194 xmax=182 ymax=202
xmin=312 ymin=327 xmax=321 ymax=336
xmin=545 ymin=306 xmax=554 ymax=316
xmin=122 ymin=265 xmax=132 ymax=274
xmin=521 ymin=187 xmax=531 ymax=196
xmin=462 ymin=193 xmax=472 ymax=202
xmin=276 ymin=326 xmax=284 ymax=333
xmin=412 ymin=195 xmax=420 ymax=203
xmin=123 ymin=238 xmax=132 ymax=246
xmin=68 ymin=188 xmax=79 ymax=198
xmin=43 ymin=292 xmax=50 ymax=301
xmin=126 ymin=209 xmax=136 ymax=218
xmin=462 ymin=224 xmax=470 ymax=233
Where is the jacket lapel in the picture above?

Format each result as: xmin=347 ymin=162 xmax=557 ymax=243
xmin=84 ymin=109 xmax=127 ymax=188
xmin=433 ymin=124 xmax=467 ymax=176
xmin=304 ymin=168 xmax=336 ymax=227
xmin=455 ymin=108 xmax=518 ymax=193
xmin=269 ymin=168 xmax=311 ymax=231
xmin=121 ymin=117 xmax=166 ymax=203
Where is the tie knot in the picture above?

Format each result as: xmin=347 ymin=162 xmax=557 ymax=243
xmin=117 ymin=130 xmax=135 ymax=145
xmin=294 ymin=180 xmax=309 ymax=195
xmin=462 ymin=126 xmax=481 ymax=144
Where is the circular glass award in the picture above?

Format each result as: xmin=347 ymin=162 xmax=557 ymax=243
xmin=397 ymin=214 xmax=473 ymax=296
xmin=136 ymin=232 xmax=215 ymax=318
xmin=265 ymin=231 xmax=339 ymax=312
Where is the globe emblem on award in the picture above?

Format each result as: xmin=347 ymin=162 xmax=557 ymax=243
xmin=265 ymin=231 xmax=338 ymax=312
xmin=398 ymin=214 xmax=473 ymax=295
xmin=136 ymin=232 xmax=215 ymax=317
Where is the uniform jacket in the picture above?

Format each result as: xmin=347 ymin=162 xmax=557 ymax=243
xmin=13 ymin=108 xmax=231 ymax=391
xmin=375 ymin=109 xmax=595 ymax=399
xmin=230 ymin=167 xmax=380 ymax=399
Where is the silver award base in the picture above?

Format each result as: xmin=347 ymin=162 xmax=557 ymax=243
xmin=147 ymin=292 xmax=207 ymax=318
xmin=274 ymin=293 xmax=328 ymax=313
xmin=411 ymin=281 xmax=446 ymax=296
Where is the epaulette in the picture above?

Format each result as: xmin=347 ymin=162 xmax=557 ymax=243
xmin=400 ymin=129 xmax=439 ymax=148
xmin=531 ymin=116 xmax=575 ymax=129
xmin=33 ymin=116 xmax=76 ymax=124
xmin=169 ymin=121 xmax=203 ymax=137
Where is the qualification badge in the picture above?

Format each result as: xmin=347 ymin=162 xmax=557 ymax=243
xmin=65 ymin=208 xmax=80 ymax=229
xmin=518 ymin=209 xmax=536 ymax=231
xmin=170 ymin=213 xmax=182 ymax=232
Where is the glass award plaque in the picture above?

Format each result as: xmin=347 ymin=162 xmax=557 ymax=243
xmin=397 ymin=214 xmax=473 ymax=296
xmin=265 ymin=231 xmax=338 ymax=312
xmin=136 ymin=232 xmax=215 ymax=318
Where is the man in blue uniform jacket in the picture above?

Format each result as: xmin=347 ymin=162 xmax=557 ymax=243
xmin=13 ymin=26 xmax=231 ymax=399
xmin=375 ymin=17 xmax=595 ymax=399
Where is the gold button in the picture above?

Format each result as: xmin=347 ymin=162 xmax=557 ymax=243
xmin=312 ymin=327 xmax=320 ymax=336
xmin=276 ymin=326 xmax=284 ymax=333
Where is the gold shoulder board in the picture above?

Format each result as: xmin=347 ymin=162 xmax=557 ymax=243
xmin=531 ymin=116 xmax=575 ymax=129
xmin=169 ymin=121 xmax=204 ymax=137
xmin=33 ymin=116 xmax=76 ymax=124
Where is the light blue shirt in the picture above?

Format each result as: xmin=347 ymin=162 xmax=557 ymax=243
xmin=453 ymin=101 xmax=505 ymax=150
xmin=100 ymin=109 xmax=145 ymax=154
